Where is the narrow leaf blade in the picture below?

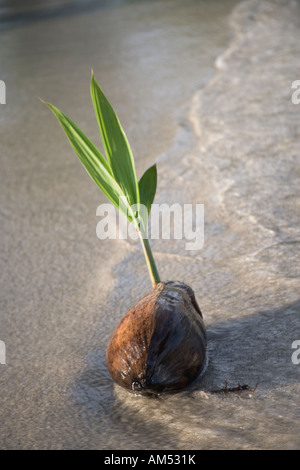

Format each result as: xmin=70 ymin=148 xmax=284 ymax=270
xmin=138 ymin=164 xmax=157 ymax=217
xmin=44 ymin=101 xmax=132 ymax=220
xmin=90 ymin=73 xmax=139 ymax=207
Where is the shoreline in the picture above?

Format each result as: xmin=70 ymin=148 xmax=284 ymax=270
xmin=104 ymin=0 xmax=300 ymax=450
xmin=1 ymin=0 xmax=239 ymax=449
xmin=1 ymin=0 xmax=299 ymax=451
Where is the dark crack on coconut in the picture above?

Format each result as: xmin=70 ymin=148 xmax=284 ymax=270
xmin=106 ymin=281 xmax=207 ymax=395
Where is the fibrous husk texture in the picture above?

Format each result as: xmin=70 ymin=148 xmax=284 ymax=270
xmin=106 ymin=281 xmax=207 ymax=394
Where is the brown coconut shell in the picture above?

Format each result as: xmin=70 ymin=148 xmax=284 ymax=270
xmin=106 ymin=281 xmax=207 ymax=394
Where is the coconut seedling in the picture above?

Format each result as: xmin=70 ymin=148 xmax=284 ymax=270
xmin=44 ymin=72 xmax=207 ymax=395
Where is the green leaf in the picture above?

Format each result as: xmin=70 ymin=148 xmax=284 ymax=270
xmin=90 ymin=72 xmax=139 ymax=208
xmin=138 ymin=164 xmax=157 ymax=223
xmin=43 ymin=100 xmax=132 ymax=221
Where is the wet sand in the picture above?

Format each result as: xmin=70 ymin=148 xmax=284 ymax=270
xmin=1 ymin=0 xmax=299 ymax=450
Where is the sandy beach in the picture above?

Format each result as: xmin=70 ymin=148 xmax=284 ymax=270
xmin=0 ymin=0 xmax=299 ymax=449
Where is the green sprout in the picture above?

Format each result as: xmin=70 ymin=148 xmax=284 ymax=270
xmin=43 ymin=72 xmax=160 ymax=287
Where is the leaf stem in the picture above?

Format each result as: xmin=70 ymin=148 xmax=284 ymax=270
xmin=137 ymin=230 xmax=160 ymax=288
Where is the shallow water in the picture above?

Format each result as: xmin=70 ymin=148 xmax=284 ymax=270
xmin=0 ymin=0 xmax=299 ymax=450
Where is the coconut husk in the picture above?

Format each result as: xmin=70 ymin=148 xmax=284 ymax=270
xmin=106 ymin=281 xmax=207 ymax=395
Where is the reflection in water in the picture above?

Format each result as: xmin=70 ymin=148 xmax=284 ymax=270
xmin=0 ymin=0 xmax=126 ymax=29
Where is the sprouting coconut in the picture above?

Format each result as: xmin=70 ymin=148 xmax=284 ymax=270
xmin=43 ymin=72 xmax=207 ymax=394
xmin=106 ymin=281 xmax=206 ymax=394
